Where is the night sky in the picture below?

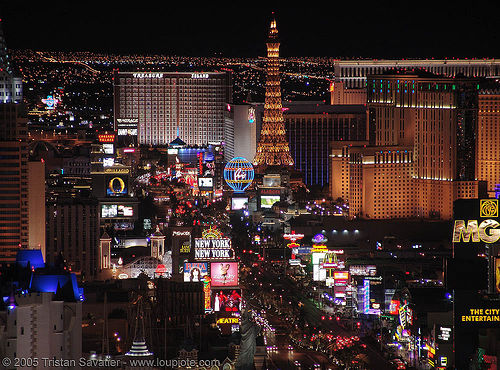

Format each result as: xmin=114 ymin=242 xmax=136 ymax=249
xmin=1 ymin=2 xmax=499 ymax=58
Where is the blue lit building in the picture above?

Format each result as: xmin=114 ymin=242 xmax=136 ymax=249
xmin=283 ymin=102 xmax=367 ymax=189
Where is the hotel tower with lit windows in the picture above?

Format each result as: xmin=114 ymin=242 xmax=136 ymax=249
xmin=331 ymin=71 xmax=484 ymax=220
xmin=113 ymin=71 xmax=232 ymax=146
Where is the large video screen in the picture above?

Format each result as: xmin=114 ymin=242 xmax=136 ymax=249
xmin=184 ymin=262 xmax=208 ymax=282
xmin=212 ymin=288 xmax=241 ymax=313
xmin=231 ymin=197 xmax=248 ymax=210
xmin=198 ymin=177 xmax=213 ymax=190
xmin=103 ymin=143 xmax=114 ymax=154
xmin=106 ymin=175 xmax=128 ymax=196
xmin=101 ymin=204 xmax=134 ymax=218
xmin=210 ymin=262 xmax=238 ymax=287
xmin=261 ymin=195 xmax=280 ymax=209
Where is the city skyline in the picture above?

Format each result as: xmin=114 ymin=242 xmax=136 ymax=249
xmin=1 ymin=3 xmax=499 ymax=58
xmin=0 ymin=5 xmax=499 ymax=369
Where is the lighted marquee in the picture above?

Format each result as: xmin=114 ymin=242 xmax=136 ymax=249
xmin=194 ymin=227 xmax=234 ymax=260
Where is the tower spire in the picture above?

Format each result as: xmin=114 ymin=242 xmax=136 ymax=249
xmin=253 ymin=16 xmax=294 ymax=167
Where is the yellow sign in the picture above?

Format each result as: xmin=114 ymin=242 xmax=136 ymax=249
xmin=461 ymin=308 xmax=500 ymax=322
xmin=108 ymin=177 xmax=126 ymax=194
xmin=216 ymin=317 xmax=239 ymax=324
xmin=202 ymin=226 xmax=223 ymax=239
xmin=452 ymin=219 xmax=500 ymax=243
xmin=480 ymin=199 xmax=498 ymax=218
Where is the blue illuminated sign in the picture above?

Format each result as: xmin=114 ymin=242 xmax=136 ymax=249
xmin=223 ymin=157 xmax=254 ymax=193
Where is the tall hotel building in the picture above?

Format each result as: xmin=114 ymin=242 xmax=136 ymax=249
xmin=113 ymin=71 xmax=232 ymax=146
xmin=477 ymin=89 xmax=500 ymax=197
xmin=331 ymin=72 xmax=481 ymax=220
xmin=283 ymin=103 xmax=367 ymax=188
xmin=0 ymin=20 xmax=29 ymax=262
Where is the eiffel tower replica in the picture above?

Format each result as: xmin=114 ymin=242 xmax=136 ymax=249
xmin=253 ymin=16 xmax=294 ymax=170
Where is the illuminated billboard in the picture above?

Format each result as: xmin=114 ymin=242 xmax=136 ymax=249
xmin=231 ymin=197 xmax=248 ymax=210
xmin=103 ymin=143 xmax=114 ymax=154
xmin=453 ymin=199 xmax=500 ymax=243
xmin=198 ymin=177 xmax=213 ymax=191
xmin=183 ymin=262 xmax=208 ymax=282
xmin=349 ymin=265 xmax=377 ymax=276
xmin=194 ymin=238 xmax=234 ymax=260
xmin=212 ymin=288 xmax=241 ymax=312
xmin=98 ymin=134 xmax=116 ymax=143
xmin=210 ymin=262 xmax=238 ymax=287
xmin=101 ymin=204 xmax=134 ymax=218
xmin=117 ymin=128 xmax=138 ymax=136
xmin=261 ymin=195 xmax=280 ymax=209
xmin=106 ymin=176 xmax=128 ymax=197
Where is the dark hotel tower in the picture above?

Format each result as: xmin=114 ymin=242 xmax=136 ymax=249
xmin=0 ymin=18 xmax=27 ymax=262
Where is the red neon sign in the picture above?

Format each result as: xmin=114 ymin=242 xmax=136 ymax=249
xmin=98 ymin=134 xmax=116 ymax=143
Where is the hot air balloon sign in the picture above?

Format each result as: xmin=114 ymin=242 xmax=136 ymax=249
xmin=224 ymin=157 xmax=254 ymax=194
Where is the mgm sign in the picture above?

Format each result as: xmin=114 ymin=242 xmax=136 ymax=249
xmin=453 ymin=199 xmax=500 ymax=244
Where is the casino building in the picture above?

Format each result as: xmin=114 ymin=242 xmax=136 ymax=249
xmin=113 ymin=71 xmax=232 ymax=146
xmin=330 ymin=72 xmax=483 ymax=220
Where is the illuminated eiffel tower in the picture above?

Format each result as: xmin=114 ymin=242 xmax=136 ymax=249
xmin=253 ymin=16 xmax=294 ymax=167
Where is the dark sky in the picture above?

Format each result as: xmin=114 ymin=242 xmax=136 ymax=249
xmin=1 ymin=2 xmax=499 ymax=58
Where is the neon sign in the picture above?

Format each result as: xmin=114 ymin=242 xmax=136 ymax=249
xmin=42 ymin=95 xmax=59 ymax=110
xmin=191 ymin=73 xmax=209 ymax=79
xmin=248 ymin=107 xmax=256 ymax=124
xmin=312 ymin=233 xmax=328 ymax=244
xmin=203 ymin=276 xmax=211 ymax=312
xmin=284 ymin=231 xmax=305 ymax=242
xmin=223 ymin=157 xmax=254 ymax=193
xmin=98 ymin=134 xmax=116 ymax=143
xmin=133 ymin=73 xmax=163 ymax=78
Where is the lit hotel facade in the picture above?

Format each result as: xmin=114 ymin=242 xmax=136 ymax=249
xmin=333 ymin=59 xmax=500 ymax=89
xmin=113 ymin=71 xmax=232 ymax=146
xmin=331 ymin=73 xmax=482 ymax=220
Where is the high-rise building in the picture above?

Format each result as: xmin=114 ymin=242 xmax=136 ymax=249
xmin=226 ymin=104 xmax=258 ymax=162
xmin=331 ymin=72 xmax=483 ymax=219
xmin=113 ymin=71 xmax=232 ymax=146
xmin=0 ymin=20 xmax=28 ymax=262
xmin=0 ymin=20 xmax=22 ymax=105
xmin=253 ymin=18 xmax=294 ymax=167
xmin=28 ymin=161 xmax=45 ymax=258
xmin=333 ymin=59 xmax=500 ymax=89
xmin=477 ymin=89 xmax=500 ymax=197
xmin=46 ymin=198 xmax=99 ymax=279
xmin=284 ymin=103 xmax=367 ymax=188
